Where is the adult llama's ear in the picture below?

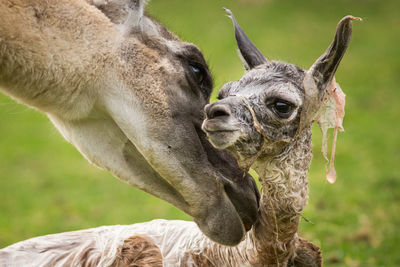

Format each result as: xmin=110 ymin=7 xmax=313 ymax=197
xmin=307 ymin=15 xmax=362 ymax=94
xmin=224 ymin=8 xmax=267 ymax=70
xmin=91 ymin=0 xmax=149 ymax=30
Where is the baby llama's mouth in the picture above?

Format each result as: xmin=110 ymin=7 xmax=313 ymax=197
xmin=202 ymin=118 xmax=238 ymax=132
xmin=202 ymin=119 xmax=240 ymax=149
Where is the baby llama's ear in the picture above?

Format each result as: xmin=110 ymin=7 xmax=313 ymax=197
xmin=224 ymin=8 xmax=268 ymax=70
xmin=307 ymin=15 xmax=362 ymax=95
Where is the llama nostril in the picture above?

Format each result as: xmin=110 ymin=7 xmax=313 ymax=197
xmin=208 ymin=105 xmax=231 ymax=119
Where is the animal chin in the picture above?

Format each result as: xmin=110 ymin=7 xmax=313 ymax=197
xmin=194 ymin=197 xmax=247 ymax=246
xmin=202 ymin=120 xmax=240 ymax=149
xmin=206 ymin=130 xmax=240 ymax=149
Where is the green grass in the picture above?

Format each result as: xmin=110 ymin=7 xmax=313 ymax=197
xmin=1 ymin=0 xmax=399 ymax=266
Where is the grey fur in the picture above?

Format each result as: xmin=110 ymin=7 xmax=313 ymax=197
xmin=203 ymin=14 xmax=357 ymax=163
xmin=203 ymin=11 xmax=358 ymax=265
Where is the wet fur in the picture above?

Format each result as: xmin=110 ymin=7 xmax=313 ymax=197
xmin=201 ymin=11 xmax=355 ymax=266
xmin=112 ymin=235 xmax=163 ymax=267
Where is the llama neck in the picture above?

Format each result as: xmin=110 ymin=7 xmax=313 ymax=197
xmin=181 ymin=128 xmax=313 ymax=266
xmin=251 ymin=127 xmax=313 ymax=265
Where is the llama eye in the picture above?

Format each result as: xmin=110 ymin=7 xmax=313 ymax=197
xmin=272 ymin=101 xmax=294 ymax=118
xmin=189 ymin=64 xmax=204 ymax=84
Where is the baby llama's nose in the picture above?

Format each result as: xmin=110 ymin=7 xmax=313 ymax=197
xmin=205 ymin=103 xmax=231 ymax=119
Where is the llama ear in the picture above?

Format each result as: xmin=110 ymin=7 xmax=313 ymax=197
xmin=224 ymin=8 xmax=267 ymax=70
xmin=307 ymin=16 xmax=361 ymax=93
xmin=91 ymin=0 xmax=149 ymax=29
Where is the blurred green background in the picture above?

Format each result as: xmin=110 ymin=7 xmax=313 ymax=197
xmin=0 ymin=0 xmax=399 ymax=266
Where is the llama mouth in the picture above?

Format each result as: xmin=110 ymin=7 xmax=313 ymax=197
xmin=201 ymin=120 xmax=239 ymax=149
xmin=206 ymin=129 xmax=237 ymax=133
xmin=201 ymin=119 xmax=239 ymax=133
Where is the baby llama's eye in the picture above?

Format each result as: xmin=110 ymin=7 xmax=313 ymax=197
xmin=272 ymin=101 xmax=294 ymax=118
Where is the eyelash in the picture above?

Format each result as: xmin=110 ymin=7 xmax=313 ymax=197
xmin=189 ymin=64 xmax=204 ymax=84
xmin=184 ymin=60 xmax=213 ymax=98
xmin=267 ymin=98 xmax=295 ymax=119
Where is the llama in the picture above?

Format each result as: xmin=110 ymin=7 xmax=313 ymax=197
xmin=200 ymin=10 xmax=359 ymax=265
xmin=0 ymin=0 xmax=259 ymax=245
xmin=0 ymin=10 xmax=359 ymax=266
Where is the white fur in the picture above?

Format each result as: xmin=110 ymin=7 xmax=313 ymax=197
xmin=0 ymin=220 xmax=256 ymax=267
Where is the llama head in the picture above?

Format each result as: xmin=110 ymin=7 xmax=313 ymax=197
xmin=202 ymin=9 xmax=359 ymax=167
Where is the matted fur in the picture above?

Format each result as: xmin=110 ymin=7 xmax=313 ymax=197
xmin=0 ymin=218 xmax=321 ymax=266
xmin=112 ymin=235 xmax=163 ymax=267
xmin=200 ymin=11 xmax=357 ymax=266
xmin=250 ymin=127 xmax=314 ymax=265
xmin=289 ymin=238 xmax=322 ymax=267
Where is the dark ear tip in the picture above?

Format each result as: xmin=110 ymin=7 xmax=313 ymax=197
xmin=335 ymin=15 xmax=362 ymax=40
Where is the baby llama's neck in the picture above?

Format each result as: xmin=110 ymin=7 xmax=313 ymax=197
xmin=251 ymin=127 xmax=313 ymax=266
xmin=180 ymin=127 xmax=315 ymax=267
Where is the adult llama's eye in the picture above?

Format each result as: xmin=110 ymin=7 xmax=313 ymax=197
xmin=272 ymin=100 xmax=294 ymax=118
xmin=189 ymin=64 xmax=204 ymax=84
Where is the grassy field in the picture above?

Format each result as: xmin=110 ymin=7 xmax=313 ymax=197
xmin=1 ymin=0 xmax=399 ymax=266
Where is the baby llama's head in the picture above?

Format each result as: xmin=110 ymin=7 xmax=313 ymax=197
xmin=202 ymin=9 xmax=360 ymax=172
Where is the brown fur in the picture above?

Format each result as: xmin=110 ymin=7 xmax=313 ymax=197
xmin=112 ymin=235 xmax=163 ymax=267
xmin=0 ymin=0 xmax=260 ymax=246
xmin=289 ymin=238 xmax=322 ymax=267
xmin=190 ymin=253 xmax=215 ymax=267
